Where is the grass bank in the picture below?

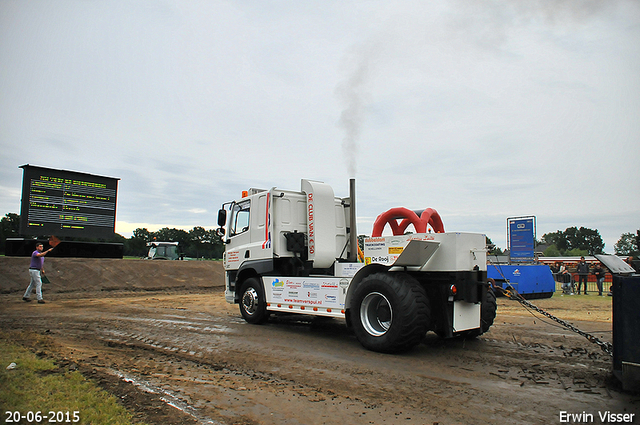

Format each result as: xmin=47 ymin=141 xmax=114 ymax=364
xmin=0 ymin=331 xmax=145 ymax=425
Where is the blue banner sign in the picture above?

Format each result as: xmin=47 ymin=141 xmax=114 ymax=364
xmin=509 ymin=218 xmax=535 ymax=262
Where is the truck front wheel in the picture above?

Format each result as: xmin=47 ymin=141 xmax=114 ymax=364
xmin=239 ymin=277 xmax=269 ymax=324
xmin=351 ymin=273 xmax=430 ymax=353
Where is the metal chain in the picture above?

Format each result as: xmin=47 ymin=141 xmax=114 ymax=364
xmin=495 ymin=286 xmax=614 ymax=357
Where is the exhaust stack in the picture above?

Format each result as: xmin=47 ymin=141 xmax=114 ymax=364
xmin=349 ymin=178 xmax=357 ymax=262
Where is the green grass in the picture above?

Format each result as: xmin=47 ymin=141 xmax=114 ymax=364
xmin=0 ymin=332 xmax=144 ymax=425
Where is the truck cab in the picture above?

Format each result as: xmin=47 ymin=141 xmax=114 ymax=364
xmin=218 ymin=180 xmax=353 ymax=304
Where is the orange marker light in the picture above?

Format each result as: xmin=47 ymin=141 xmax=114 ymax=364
xmin=242 ymin=190 xmax=249 ymax=198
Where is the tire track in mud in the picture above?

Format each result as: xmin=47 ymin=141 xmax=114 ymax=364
xmin=85 ymin=311 xmax=499 ymax=423
xmin=92 ymin=320 xmax=421 ymax=424
xmin=73 ymin=310 xmax=428 ymax=424
xmin=1 ymin=293 xmax=637 ymax=425
xmin=91 ymin=309 xmax=617 ymax=424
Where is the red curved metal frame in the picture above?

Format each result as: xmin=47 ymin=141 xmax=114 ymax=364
xmin=371 ymin=207 xmax=445 ymax=237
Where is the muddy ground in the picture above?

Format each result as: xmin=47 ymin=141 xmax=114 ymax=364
xmin=1 ymin=258 xmax=638 ymax=425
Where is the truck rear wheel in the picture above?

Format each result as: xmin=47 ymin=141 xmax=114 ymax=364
xmin=351 ymin=272 xmax=430 ymax=353
xmin=239 ymin=277 xmax=269 ymax=324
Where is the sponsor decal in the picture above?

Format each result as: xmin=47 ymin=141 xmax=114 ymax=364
xmin=325 ymin=295 xmax=337 ymax=302
xmin=285 ymin=280 xmax=302 ymax=289
xmin=513 ymin=269 xmax=521 ymax=277
xmin=336 ymin=263 xmax=365 ymax=278
xmin=307 ymin=193 xmax=315 ymax=254
xmin=371 ymin=256 xmax=390 ymax=263
xmin=389 ymin=247 xmax=404 ymax=254
xmin=365 ymin=245 xmax=384 ymax=253
xmin=272 ymin=278 xmax=284 ymax=288
xmin=365 ymin=237 xmax=386 ymax=243
xmin=284 ymin=299 xmax=322 ymax=305
xmin=307 ymin=292 xmax=318 ymax=298
xmin=288 ymin=291 xmax=299 ymax=297
xmin=303 ymin=281 xmax=320 ymax=290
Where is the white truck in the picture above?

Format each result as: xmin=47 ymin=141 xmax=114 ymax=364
xmin=217 ymin=179 xmax=496 ymax=353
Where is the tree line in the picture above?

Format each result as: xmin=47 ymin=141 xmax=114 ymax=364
xmin=540 ymin=227 xmax=639 ymax=257
xmin=126 ymin=226 xmax=225 ymax=259
xmin=540 ymin=227 xmax=605 ymax=257
xmin=1 ymin=213 xmax=638 ymax=258
xmin=0 ymin=213 xmax=224 ymax=259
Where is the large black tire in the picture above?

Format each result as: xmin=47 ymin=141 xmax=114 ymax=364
xmin=351 ymin=272 xmax=430 ymax=353
xmin=466 ymin=287 xmax=497 ymax=338
xmin=239 ymin=277 xmax=270 ymax=324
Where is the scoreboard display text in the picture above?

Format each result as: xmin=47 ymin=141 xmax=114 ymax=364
xmin=19 ymin=165 xmax=119 ymax=238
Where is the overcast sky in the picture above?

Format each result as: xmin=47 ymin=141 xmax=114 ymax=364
xmin=1 ymin=0 xmax=639 ymax=252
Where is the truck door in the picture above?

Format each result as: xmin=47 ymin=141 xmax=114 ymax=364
xmin=225 ymin=193 xmax=273 ymax=270
xmin=225 ymin=200 xmax=251 ymax=270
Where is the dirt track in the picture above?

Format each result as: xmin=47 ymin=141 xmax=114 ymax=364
xmin=1 ymin=258 xmax=638 ymax=424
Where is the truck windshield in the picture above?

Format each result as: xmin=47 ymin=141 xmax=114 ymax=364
xmin=157 ymin=245 xmax=178 ymax=259
xmin=230 ymin=202 xmax=250 ymax=236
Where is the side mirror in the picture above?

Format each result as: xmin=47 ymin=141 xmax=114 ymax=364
xmin=216 ymin=227 xmax=225 ymax=237
xmin=217 ymin=209 xmax=227 ymax=227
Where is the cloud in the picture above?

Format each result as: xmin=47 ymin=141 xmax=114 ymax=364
xmin=1 ymin=0 xmax=638 ymax=251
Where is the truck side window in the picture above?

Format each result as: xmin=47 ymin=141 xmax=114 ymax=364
xmin=230 ymin=202 xmax=250 ymax=236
